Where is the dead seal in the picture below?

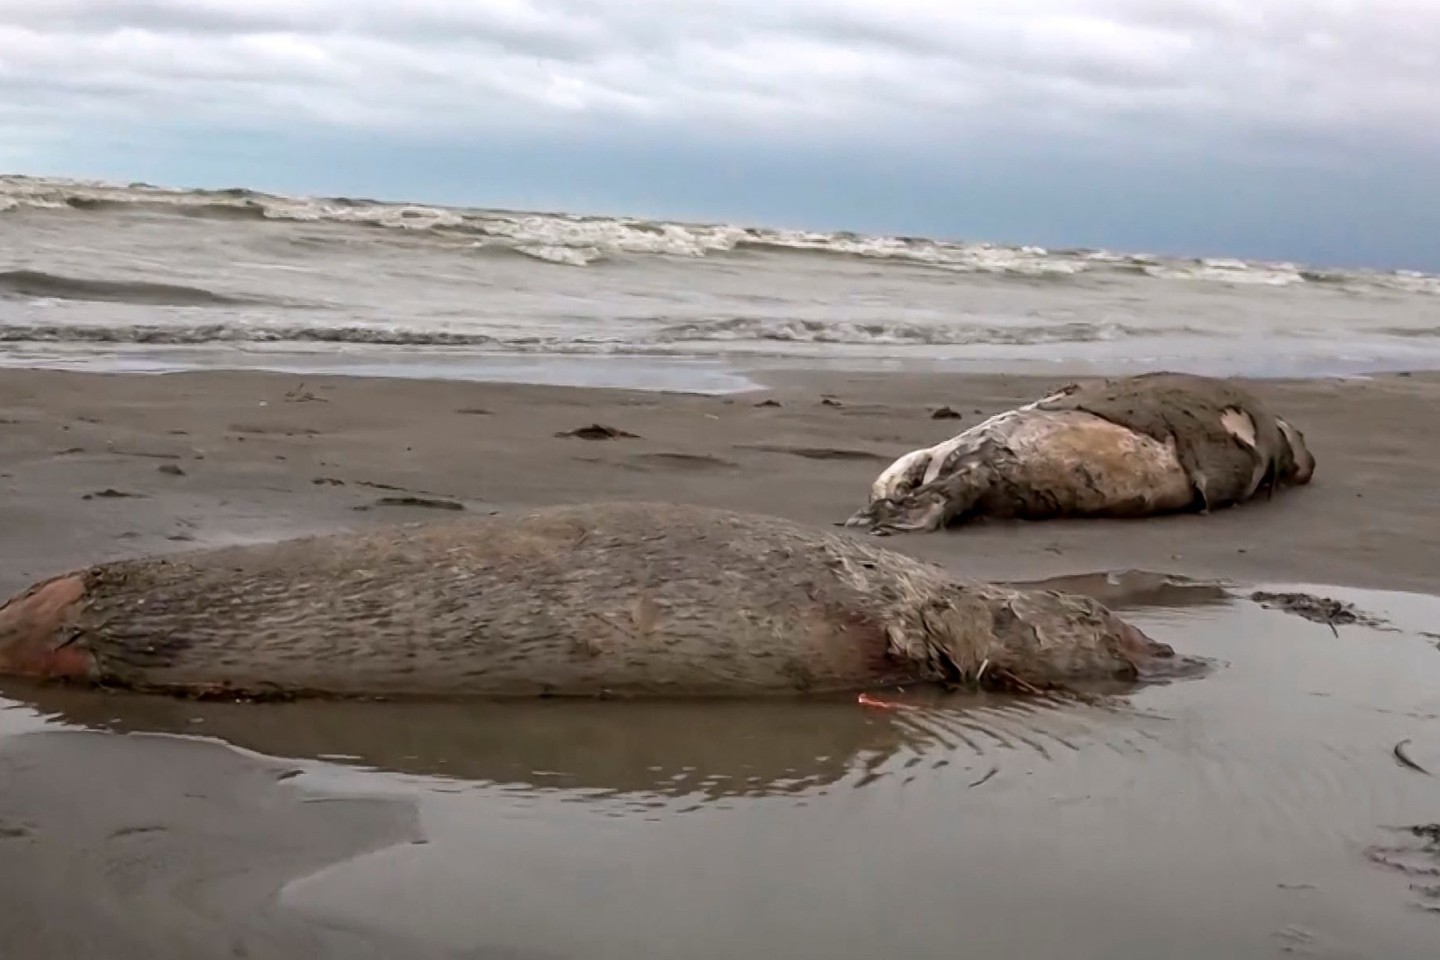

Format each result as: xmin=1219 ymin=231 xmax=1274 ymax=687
xmin=0 ymin=502 xmax=1196 ymax=700
xmin=848 ymin=372 xmax=1316 ymax=534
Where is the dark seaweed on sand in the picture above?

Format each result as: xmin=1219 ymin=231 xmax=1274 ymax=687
xmin=1249 ymin=590 xmax=1388 ymax=635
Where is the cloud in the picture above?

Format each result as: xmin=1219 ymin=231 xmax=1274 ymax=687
xmin=3 ymin=1 xmax=1439 ymax=268
xmin=2 ymin=0 xmax=1438 ymax=151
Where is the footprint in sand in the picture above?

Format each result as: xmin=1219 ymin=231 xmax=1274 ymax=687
xmin=625 ymin=453 xmax=739 ymax=472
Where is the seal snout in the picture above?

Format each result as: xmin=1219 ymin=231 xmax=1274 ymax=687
xmin=1114 ymin=619 xmax=1174 ymax=670
xmin=1112 ymin=618 xmax=1211 ymax=682
xmin=0 ymin=575 xmax=95 ymax=681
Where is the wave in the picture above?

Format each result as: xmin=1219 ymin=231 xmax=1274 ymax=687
xmin=0 ymin=270 xmax=258 ymax=307
xmin=1141 ymin=262 xmax=1309 ymax=287
xmin=59 ymin=195 xmax=270 ymax=221
xmin=650 ymin=316 xmax=1182 ymax=346
xmin=1376 ymin=325 xmax=1440 ymax=338
xmin=0 ymin=322 xmax=503 ymax=346
xmin=3 ymin=175 xmax=1437 ymax=294
xmin=0 ymin=317 xmax=1209 ymax=350
xmin=507 ymin=243 xmax=607 ymax=267
xmin=62 ymin=197 xmax=130 ymax=212
xmin=177 ymin=202 xmax=271 ymax=222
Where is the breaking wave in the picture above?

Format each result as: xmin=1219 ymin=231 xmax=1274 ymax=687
xmin=0 ymin=322 xmax=503 ymax=347
xmin=3 ymin=174 xmax=1437 ymax=376
xmin=508 ymin=244 xmax=607 ymax=267
xmin=650 ymin=316 xmax=1180 ymax=346
xmin=0 ymin=317 xmax=1209 ymax=350
xmin=0 ymin=270 xmax=261 ymax=307
xmin=4 ymin=174 xmax=1435 ymax=294
xmin=1376 ymin=325 xmax=1440 ymax=338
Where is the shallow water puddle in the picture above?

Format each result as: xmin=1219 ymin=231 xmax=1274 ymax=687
xmin=2 ymin=576 xmax=1439 ymax=959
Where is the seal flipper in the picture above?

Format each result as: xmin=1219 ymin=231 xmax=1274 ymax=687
xmin=1259 ymin=456 xmax=1279 ymax=500
xmin=1176 ymin=447 xmax=1211 ymax=514
xmin=1217 ymin=405 xmax=1273 ymax=503
xmin=1191 ymin=474 xmax=1211 ymax=513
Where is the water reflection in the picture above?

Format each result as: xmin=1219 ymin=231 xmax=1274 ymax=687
xmin=1010 ymin=568 xmax=1236 ymax=611
xmin=0 ymin=569 xmax=1237 ymax=800
xmin=1 ymin=681 xmax=1134 ymax=801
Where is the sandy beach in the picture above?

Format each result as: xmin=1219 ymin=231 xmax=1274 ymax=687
xmin=2 ymin=367 xmax=1438 ymax=596
xmin=3 ymin=366 xmax=1439 ymax=958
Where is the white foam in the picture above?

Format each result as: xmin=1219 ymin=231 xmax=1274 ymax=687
xmin=475 ymin=214 xmax=747 ymax=259
xmin=510 ymin=244 xmax=604 ymax=267
xmin=1143 ymin=264 xmax=1308 ymax=287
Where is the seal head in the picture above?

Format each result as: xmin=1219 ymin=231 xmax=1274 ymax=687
xmin=0 ymin=574 xmax=96 ymax=682
xmin=921 ymin=587 xmax=1197 ymax=690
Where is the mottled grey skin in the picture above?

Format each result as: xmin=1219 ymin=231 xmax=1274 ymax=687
xmin=0 ymin=502 xmax=1195 ymax=700
xmin=850 ymin=372 xmax=1316 ymax=535
xmin=1042 ymin=372 xmax=1316 ymax=510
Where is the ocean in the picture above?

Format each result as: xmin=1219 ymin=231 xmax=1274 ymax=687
xmin=3 ymin=173 xmax=1437 ymax=391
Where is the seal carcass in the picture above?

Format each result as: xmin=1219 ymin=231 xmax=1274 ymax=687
xmin=0 ymin=502 xmax=1195 ymax=700
xmin=847 ymin=372 xmax=1316 ymax=534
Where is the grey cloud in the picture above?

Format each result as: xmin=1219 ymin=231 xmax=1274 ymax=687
xmin=1 ymin=0 xmax=1438 ymax=153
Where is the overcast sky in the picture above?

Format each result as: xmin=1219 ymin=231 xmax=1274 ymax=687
xmin=3 ymin=0 xmax=1439 ymax=268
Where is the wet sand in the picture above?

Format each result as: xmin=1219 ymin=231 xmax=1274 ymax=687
xmin=3 ymin=367 xmax=1440 ymax=957
xmin=1 ymin=367 xmax=1437 ymax=596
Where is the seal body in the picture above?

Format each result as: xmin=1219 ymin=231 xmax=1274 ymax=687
xmin=849 ymin=372 xmax=1316 ymax=534
xmin=0 ymin=502 xmax=1190 ymax=700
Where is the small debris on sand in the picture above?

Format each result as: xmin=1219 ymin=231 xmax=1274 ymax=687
xmin=931 ymin=406 xmax=964 ymax=420
xmin=157 ymin=463 xmax=186 ymax=476
xmin=83 ymin=489 xmax=145 ymax=500
xmin=555 ymin=424 xmax=639 ymax=440
xmin=1394 ymin=739 xmax=1432 ymax=776
xmin=968 ymin=766 xmax=1000 ymax=788
xmin=454 ymin=407 xmax=492 ymax=415
xmin=283 ymin=382 xmax=328 ymax=403
xmin=754 ymin=399 xmax=782 ymax=408
xmin=358 ymin=480 xmax=407 ymax=491
xmin=821 ymin=397 xmax=843 ymax=408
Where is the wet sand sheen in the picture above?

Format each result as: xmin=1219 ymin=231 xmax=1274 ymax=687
xmin=0 ymin=729 xmax=430 ymax=959
xmin=3 ymin=579 xmax=1439 ymax=958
